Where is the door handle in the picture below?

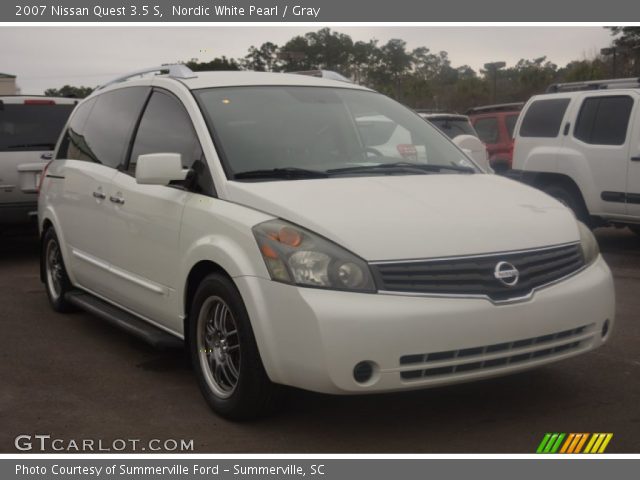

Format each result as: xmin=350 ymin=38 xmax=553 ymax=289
xmin=109 ymin=195 xmax=125 ymax=205
xmin=41 ymin=153 xmax=53 ymax=160
xmin=92 ymin=191 xmax=106 ymax=200
xmin=631 ymin=156 xmax=640 ymax=162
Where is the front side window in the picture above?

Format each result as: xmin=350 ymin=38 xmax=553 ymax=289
xmin=573 ymin=96 xmax=633 ymax=146
xmin=194 ymin=86 xmax=478 ymax=179
xmin=58 ymin=97 xmax=96 ymax=161
xmin=79 ymin=87 xmax=150 ymax=168
xmin=1 ymin=102 xmax=74 ymax=153
xmin=129 ymin=90 xmax=203 ymax=174
xmin=473 ymin=117 xmax=499 ymax=144
xmin=519 ymin=98 xmax=570 ymax=138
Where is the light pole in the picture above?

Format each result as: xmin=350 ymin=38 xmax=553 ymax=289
xmin=484 ymin=61 xmax=506 ymax=104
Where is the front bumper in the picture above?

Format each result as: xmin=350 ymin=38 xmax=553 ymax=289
xmin=235 ymin=255 xmax=614 ymax=394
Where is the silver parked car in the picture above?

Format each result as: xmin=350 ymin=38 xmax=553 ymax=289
xmin=1 ymin=96 xmax=76 ymax=227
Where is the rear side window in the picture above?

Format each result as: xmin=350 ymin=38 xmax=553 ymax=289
xmin=428 ymin=118 xmax=477 ymax=139
xmin=474 ymin=117 xmax=499 ymax=144
xmin=1 ymin=103 xmax=74 ymax=152
xmin=519 ymin=98 xmax=570 ymax=138
xmin=129 ymin=90 xmax=202 ymax=174
xmin=78 ymin=87 xmax=149 ymax=168
xmin=58 ymin=97 xmax=96 ymax=160
xmin=505 ymin=114 xmax=519 ymax=139
xmin=573 ymin=96 xmax=633 ymax=146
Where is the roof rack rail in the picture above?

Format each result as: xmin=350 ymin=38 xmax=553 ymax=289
xmin=465 ymin=102 xmax=524 ymax=115
xmin=546 ymin=77 xmax=640 ymax=93
xmin=96 ymin=64 xmax=197 ymax=90
xmin=290 ymin=70 xmax=353 ymax=83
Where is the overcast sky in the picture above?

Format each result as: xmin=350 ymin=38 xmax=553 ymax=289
xmin=0 ymin=26 xmax=615 ymax=94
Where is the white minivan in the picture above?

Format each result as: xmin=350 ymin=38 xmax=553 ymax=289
xmin=39 ymin=66 xmax=614 ymax=419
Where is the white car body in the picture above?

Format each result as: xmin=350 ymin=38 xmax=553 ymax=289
xmin=39 ymin=70 xmax=614 ymax=402
xmin=513 ymin=88 xmax=640 ymax=227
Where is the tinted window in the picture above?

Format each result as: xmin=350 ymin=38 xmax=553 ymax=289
xmin=58 ymin=97 xmax=96 ymax=160
xmin=574 ymin=96 xmax=633 ymax=146
xmin=474 ymin=117 xmax=499 ymax=143
xmin=195 ymin=86 xmax=478 ymax=178
xmin=129 ymin=90 xmax=203 ymax=173
xmin=427 ymin=118 xmax=477 ymax=139
xmin=80 ymin=87 xmax=149 ymax=168
xmin=1 ymin=103 xmax=74 ymax=152
xmin=519 ymin=98 xmax=570 ymax=138
xmin=505 ymin=114 xmax=519 ymax=138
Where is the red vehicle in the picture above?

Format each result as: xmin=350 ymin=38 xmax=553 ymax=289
xmin=467 ymin=103 xmax=523 ymax=172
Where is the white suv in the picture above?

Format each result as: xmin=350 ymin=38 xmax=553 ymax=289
xmin=512 ymin=78 xmax=640 ymax=232
xmin=39 ymin=65 xmax=614 ymax=419
xmin=1 ymin=96 xmax=76 ymax=226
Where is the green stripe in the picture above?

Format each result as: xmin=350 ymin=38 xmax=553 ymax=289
xmin=537 ymin=433 xmax=552 ymax=453
xmin=550 ymin=433 xmax=566 ymax=453
xmin=544 ymin=433 xmax=559 ymax=453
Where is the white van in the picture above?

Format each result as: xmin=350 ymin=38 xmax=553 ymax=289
xmin=1 ymin=96 xmax=76 ymax=226
xmin=39 ymin=66 xmax=614 ymax=419
xmin=512 ymin=78 xmax=640 ymax=232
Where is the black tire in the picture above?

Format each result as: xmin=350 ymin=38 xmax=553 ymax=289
xmin=188 ymin=273 xmax=279 ymax=420
xmin=543 ymin=183 xmax=591 ymax=227
xmin=42 ymin=228 xmax=74 ymax=312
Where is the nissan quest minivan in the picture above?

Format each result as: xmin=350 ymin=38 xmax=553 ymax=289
xmin=38 ymin=65 xmax=615 ymax=419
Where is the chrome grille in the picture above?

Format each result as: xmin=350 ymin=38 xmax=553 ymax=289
xmin=371 ymin=243 xmax=584 ymax=301
xmin=399 ymin=325 xmax=594 ymax=381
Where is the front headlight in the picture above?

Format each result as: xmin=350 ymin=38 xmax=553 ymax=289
xmin=577 ymin=221 xmax=599 ymax=265
xmin=253 ymin=219 xmax=376 ymax=292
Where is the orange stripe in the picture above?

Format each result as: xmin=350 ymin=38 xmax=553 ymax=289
xmin=574 ymin=434 xmax=589 ymax=453
xmin=560 ymin=434 xmax=576 ymax=453
xmin=567 ymin=434 xmax=582 ymax=453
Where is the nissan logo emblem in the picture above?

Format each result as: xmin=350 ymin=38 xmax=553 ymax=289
xmin=494 ymin=261 xmax=519 ymax=287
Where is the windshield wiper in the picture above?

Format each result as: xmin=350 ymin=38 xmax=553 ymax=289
xmin=234 ymin=167 xmax=329 ymax=180
xmin=5 ymin=143 xmax=56 ymax=149
xmin=328 ymin=162 xmax=475 ymax=176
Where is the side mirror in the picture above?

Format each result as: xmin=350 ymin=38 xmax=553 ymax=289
xmin=135 ymin=153 xmax=187 ymax=185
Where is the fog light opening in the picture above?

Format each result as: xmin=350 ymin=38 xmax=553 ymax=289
xmin=353 ymin=361 xmax=376 ymax=384
xmin=601 ymin=319 xmax=610 ymax=339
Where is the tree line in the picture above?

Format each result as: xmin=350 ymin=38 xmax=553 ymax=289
xmin=45 ymin=27 xmax=640 ymax=113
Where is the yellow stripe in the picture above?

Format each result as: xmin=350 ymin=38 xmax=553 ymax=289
xmin=560 ymin=434 xmax=575 ymax=453
xmin=597 ymin=434 xmax=613 ymax=453
xmin=584 ymin=434 xmax=598 ymax=454
xmin=591 ymin=433 xmax=606 ymax=453
xmin=567 ymin=434 xmax=582 ymax=453
xmin=574 ymin=434 xmax=589 ymax=453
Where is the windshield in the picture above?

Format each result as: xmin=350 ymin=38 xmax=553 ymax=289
xmin=0 ymin=103 xmax=74 ymax=152
xmin=194 ymin=86 xmax=479 ymax=179
xmin=426 ymin=118 xmax=478 ymax=139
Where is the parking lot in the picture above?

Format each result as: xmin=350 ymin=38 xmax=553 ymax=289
xmin=0 ymin=227 xmax=638 ymax=453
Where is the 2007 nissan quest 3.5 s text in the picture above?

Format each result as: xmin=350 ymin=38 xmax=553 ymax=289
xmin=38 ymin=65 xmax=615 ymax=419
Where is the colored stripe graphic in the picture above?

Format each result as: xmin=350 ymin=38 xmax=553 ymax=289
xmin=538 ymin=433 xmax=613 ymax=453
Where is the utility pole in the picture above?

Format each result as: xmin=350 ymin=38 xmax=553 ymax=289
xmin=484 ymin=61 xmax=506 ymax=104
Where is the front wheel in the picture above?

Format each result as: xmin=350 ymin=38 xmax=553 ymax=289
xmin=42 ymin=228 xmax=74 ymax=312
xmin=189 ymin=273 xmax=280 ymax=420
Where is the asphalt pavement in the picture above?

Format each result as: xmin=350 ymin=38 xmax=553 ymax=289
xmin=0 ymin=227 xmax=638 ymax=453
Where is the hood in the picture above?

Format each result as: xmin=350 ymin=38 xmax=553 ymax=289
xmin=225 ymin=174 xmax=580 ymax=261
